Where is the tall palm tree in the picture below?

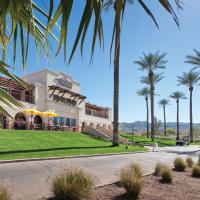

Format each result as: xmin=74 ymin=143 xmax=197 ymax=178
xmin=0 ymin=1 xmax=181 ymax=145
xmin=177 ymin=71 xmax=200 ymax=142
xmin=158 ymin=98 xmax=170 ymax=136
xmin=135 ymin=52 xmax=167 ymax=141
xmin=170 ymin=91 xmax=186 ymax=140
xmin=137 ymin=87 xmax=150 ymax=137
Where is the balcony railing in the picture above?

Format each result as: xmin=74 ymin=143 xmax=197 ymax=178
xmin=85 ymin=109 xmax=108 ymax=119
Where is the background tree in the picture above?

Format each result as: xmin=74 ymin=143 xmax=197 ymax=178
xmin=170 ymin=91 xmax=186 ymax=140
xmin=135 ymin=53 xmax=167 ymax=141
xmin=137 ymin=87 xmax=150 ymax=137
xmin=154 ymin=116 xmax=162 ymax=136
xmin=158 ymin=98 xmax=170 ymax=136
xmin=177 ymin=71 xmax=200 ymax=142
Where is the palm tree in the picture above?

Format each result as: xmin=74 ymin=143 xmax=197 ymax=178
xmin=135 ymin=52 xmax=167 ymax=141
xmin=170 ymin=91 xmax=186 ymax=140
xmin=137 ymin=87 xmax=150 ymax=137
xmin=158 ymin=98 xmax=170 ymax=136
xmin=0 ymin=1 xmax=181 ymax=145
xmin=177 ymin=71 xmax=200 ymax=142
xmin=185 ymin=49 xmax=200 ymax=70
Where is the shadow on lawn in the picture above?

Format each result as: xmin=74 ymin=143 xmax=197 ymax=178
xmin=0 ymin=145 xmax=115 ymax=155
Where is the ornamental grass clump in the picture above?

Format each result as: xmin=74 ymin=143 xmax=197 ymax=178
xmin=51 ymin=167 xmax=94 ymax=200
xmin=0 ymin=184 xmax=11 ymax=200
xmin=120 ymin=163 xmax=142 ymax=199
xmin=129 ymin=163 xmax=143 ymax=178
xmin=192 ymin=165 xmax=200 ymax=178
xmin=186 ymin=157 xmax=194 ymax=168
xmin=198 ymin=154 xmax=200 ymax=166
xmin=154 ymin=162 xmax=164 ymax=176
xmin=174 ymin=157 xmax=186 ymax=172
xmin=160 ymin=165 xmax=173 ymax=183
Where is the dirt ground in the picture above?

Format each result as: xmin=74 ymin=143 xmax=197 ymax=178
xmin=89 ymin=169 xmax=200 ymax=200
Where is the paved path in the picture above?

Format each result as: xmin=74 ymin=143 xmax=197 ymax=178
xmin=0 ymin=146 xmax=199 ymax=200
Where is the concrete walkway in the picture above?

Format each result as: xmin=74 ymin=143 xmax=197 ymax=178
xmin=0 ymin=146 xmax=199 ymax=200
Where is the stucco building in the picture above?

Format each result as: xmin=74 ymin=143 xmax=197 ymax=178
xmin=0 ymin=69 xmax=112 ymax=133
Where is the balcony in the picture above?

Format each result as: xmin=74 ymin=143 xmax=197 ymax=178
xmin=85 ymin=109 xmax=108 ymax=119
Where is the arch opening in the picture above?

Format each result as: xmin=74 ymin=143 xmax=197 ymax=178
xmin=33 ymin=115 xmax=43 ymax=129
xmin=0 ymin=113 xmax=7 ymax=129
xmin=14 ymin=113 xmax=26 ymax=129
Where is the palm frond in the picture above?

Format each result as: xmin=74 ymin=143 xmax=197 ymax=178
xmin=140 ymin=72 xmax=165 ymax=86
xmin=135 ymin=51 xmax=167 ymax=72
xmin=158 ymin=98 xmax=170 ymax=107
xmin=170 ymin=91 xmax=187 ymax=100
xmin=177 ymin=70 xmax=200 ymax=87
xmin=137 ymin=87 xmax=150 ymax=97
xmin=0 ymin=0 xmax=52 ymax=68
xmin=0 ymin=61 xmax=25 ymax=117
xmin=185 ymin=49 xmax=200 ymax=70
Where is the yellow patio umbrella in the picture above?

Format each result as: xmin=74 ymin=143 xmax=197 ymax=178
xmin=22 ymin=108 xmax=42 ymax=129
xmin=41 ymin=111 xmax=59 ymax=124
xmin=22 ymin=108 xmax=42 ymax=116
xmin=41 ymin=111 xmax=58 ymax=117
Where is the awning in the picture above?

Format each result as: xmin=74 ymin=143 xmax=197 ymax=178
xmin=48 ymin=85 xmax=86 ymax=104
xmin=0 ymin=76 xmax=34 ymax=91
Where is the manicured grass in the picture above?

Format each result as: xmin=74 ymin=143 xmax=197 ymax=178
xmin=121 ymin=134 xmax=176 ymax=147
xmin=0 ymin=129 xmax=145 ymax=160
xmin=191 ymin=140 xmax=200 ymax=145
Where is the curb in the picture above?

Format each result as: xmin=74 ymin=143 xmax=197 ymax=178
xmin=0 ymin=150 xmax=148 ymax=164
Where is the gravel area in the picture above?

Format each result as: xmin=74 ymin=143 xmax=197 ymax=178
xmin=89 ymin=169 xmax=200 ymax=200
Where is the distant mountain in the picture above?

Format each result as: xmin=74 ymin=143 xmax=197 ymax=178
xmin=120 ymin=121 xmax=200 ymax=133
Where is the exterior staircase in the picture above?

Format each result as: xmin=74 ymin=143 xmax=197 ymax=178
xmin=97 ymin=127 xmax=128 ymax=144
xmin=83 ymin=126 xmax=111 ymax=140
xmin=82 ymin=126 xmax=128 ymax=144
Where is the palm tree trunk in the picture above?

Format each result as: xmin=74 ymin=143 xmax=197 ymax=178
xmin=149 ymin=71 xmax=154 ymax=141
xmin=146 ymin=97 xmax=149 ymax=137
xmin=163 ymin=106 xmax=166 ymax=136
xmin=112 ymin=7 xmax=121 ymax=146
xmin=176 ymin=100 xmax=180 ymax=140
xmin=189 ymin=87 xmax=193 ymax=143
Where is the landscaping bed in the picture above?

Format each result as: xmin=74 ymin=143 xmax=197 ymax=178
xmin=89 ymin=169 xmax=200 ymax=200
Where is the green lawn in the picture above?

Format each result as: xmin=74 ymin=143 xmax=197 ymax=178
xmin=121 ymin=134 xmax=176 ymax=147
xmin=0 ymin=129 xmax=145 ymax=160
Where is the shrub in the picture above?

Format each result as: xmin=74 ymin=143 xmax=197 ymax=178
xmin=198 ymin=154 xmax=200 ymax=166
xmin=154 ymin=162 xmax=164 ymax=176
xmin=120 ymin=171 xmax=142 ymax=198
xmin=186 ymin=157 xmax=194 ymax=168
xmin=192 ymin=165 xmax=200 ymax=178
xmin=51 ymin=167 xmax=94 ymax=200
xmin=174 ymin=157 xmax=186 ymax=172
xmin=0 ymin=184 xmax=11 ymax=200
xmin=120 ymin=163 xmax=143 ymax=198
xmin=129 ymin=163 xmax=142 ymax=178
xmin=160 ymin=166 xmax=173 ymax=183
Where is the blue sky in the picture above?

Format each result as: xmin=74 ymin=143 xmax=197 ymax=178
xmin=4 ymin=1 xmax=200 ymax=123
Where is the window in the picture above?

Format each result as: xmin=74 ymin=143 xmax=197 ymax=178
xmin=71 ymin=119 xmax=76 ymax=127
xmin=52 ymin=95 xmax=77 ymax=106
xmin=11 ymin=90 xmax=21 ymax=100
xmin=60 ymin=117 xmax=65 ymax=126
xmin=53 ymin=117 xmax=59 ymax=125
xmin=53 ymin=117 xmax=76 ymax=127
